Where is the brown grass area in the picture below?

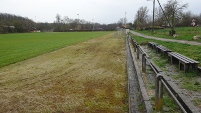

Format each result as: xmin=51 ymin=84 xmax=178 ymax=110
xmin=0 ymin=33 xmax=128 ymax=113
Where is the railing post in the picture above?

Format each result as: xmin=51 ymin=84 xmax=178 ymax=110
xmin=133 ymin=41 xmax=137 ymax=52
xmin=129 ymin=36 xmax=137 ymax=53
xmin=134 ymin=44 xmax=137 ymax=52
xmin=137 ymin=45 xmax=140 ymax=59
xmin=155 ymin=75 xmax=160 ymax=111
xmin=155 ymin=74 xmax=163 ymax=112
xmin=142 ymin=54 xmax=146 ymax=72
xmin=127 ymin=34 xmax=130 ymax=40
xmin=129 ymin=35 xmax=132 ymax=42
xmin=159 ymin=80 xmax=164 ymax=112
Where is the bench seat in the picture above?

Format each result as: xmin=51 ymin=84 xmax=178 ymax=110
xmin=156 ymin=45 xmax=172 ymax=57
xmin=148 ymin=42 xmax=158 ymax=50
xmin=168 ymin=52 xmax=199 ymax=72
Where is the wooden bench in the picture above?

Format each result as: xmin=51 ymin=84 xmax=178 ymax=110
xmin=148 ymin=42 xmax=158 ymax=50
xmin=156 ymin=45 xmax=172 ymax=57
xmin=168 ymin=52 xmax=199 ymax=72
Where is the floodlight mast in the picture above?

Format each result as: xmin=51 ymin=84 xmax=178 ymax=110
xmin=77 ymin=14 xmax=79 ymax=30
xmin=125 ymin=12 xmax=127 ymax=28
xmin=92 ymin=19 xmax=95 ymax=30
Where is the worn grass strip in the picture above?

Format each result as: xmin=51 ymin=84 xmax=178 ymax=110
xmin=0 ymin=33 xmax=128 ymax=112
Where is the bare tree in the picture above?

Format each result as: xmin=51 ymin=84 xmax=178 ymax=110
xmin=55 ymin=14 xmax=61 ymax=23
xmin=163 ymin=0 xmax=188 ymax=35
xmin=155 ymin=7 xmax=166 ymax=26
xmin=134 ymin=6 xmax=149 ymax=30
xmin=117 ymin=18 xmax=124 ymax=28
xmin=63 ymin=16 xmax=70 ymax=24
xmin=179 ymin=11 xmax=193 ymax=27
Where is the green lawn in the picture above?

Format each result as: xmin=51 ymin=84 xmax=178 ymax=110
xmin=136 ymin=27 xmax=201 ymax=42
xmin=0 ymin=32 xmax=111 ymax=67
xmin=131 ymin=35 xmax=201 ymax=66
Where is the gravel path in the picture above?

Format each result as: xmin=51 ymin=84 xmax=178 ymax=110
xmin=130 ymin=31 xmax=201 ymax=46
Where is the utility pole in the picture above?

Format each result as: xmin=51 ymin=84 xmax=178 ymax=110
xmin=147 ymin=0 xmax=155 ymax=33
xmin=156 ymin=0 xmax=174 ymax=36
xmin=152 ymin=0 xmax=155 ymax=33
xmin=137 ymin=11 xmax=139 ymax=29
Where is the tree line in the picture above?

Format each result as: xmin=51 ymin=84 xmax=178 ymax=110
xmin=0 ymin=13 xmax=35 ymax=33
xmin=133 ymin=0 xmax=201 ymax=35
xmin=0 ymin=13 xmax=122 ymax=34
xmin=53 ymin=14 xmax=120 ymax=32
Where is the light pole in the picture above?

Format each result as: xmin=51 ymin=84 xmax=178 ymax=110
xmin=124 ymin=12 xmax=127 ymax=28
xmin=92 ymin=19 xmax=95 ymax=31
xmin=77 ymin=14 xmax=79 ymax=20
xmin=77 ymin=14 xmax=79 ymax=30
xmin=147 ymin=0 xmax=155 ymax=33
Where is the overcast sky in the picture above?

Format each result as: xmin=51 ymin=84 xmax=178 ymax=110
xmin=0 ymin=0 xmax=200 ymax=24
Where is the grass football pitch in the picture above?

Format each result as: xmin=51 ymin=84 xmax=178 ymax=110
xmin=0 ymin=32 xmax=111 ymax=68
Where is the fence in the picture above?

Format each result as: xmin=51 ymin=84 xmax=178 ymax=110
xmin=126 ymin=34 xmax=153 ymax=113
xmin=127 ymin=34 xmax=199 ymax=113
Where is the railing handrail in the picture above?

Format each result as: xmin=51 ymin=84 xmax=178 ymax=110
xmin=160 ymin=76 xmax=189 ymax=113
xmin=128 ymin=34 xmax=198 ymax=113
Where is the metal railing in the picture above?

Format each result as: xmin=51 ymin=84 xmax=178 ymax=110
xmin=127 ymin=34 xmax=153 ymax=113
xmin=128 ymin=34 xmax=199 ymax=113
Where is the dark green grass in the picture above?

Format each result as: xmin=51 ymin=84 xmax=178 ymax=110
xmin=131 ymin=35 xmax=201 ymax=66
xmin=136 ymin=27 xmax=201 ymax=42
xmin=0 ymin=32 xmax=111 ymax=68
